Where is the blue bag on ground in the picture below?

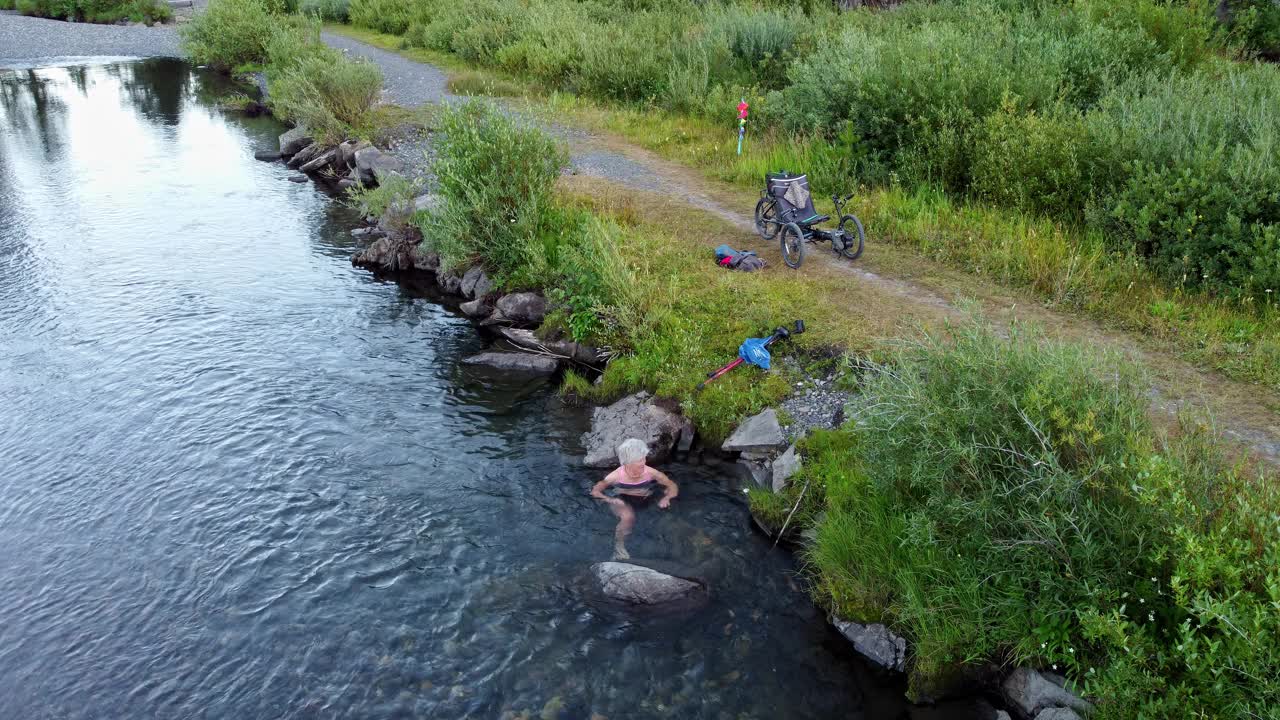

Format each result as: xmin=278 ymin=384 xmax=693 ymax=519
xmin=714 ymin=244 xmax=765 ymax=272
xmin=738 ymin=337 xmax=772 ymax=369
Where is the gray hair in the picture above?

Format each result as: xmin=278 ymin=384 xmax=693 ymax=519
xmin=616 ymin=438 xmax=649 ymax=465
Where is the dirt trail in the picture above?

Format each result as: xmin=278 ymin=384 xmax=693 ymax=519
xmin=325 ymin=32 xmax=1280 ymax=467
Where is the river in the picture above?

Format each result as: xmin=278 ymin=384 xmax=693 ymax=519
xmin=0 ymin=58 xmax=925 ymax=719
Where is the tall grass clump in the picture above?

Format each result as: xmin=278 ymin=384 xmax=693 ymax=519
xmin=802 ymin=320 xmax=1279 ymax=716
xmin=13 ymin=0 xmax=170 ymax=23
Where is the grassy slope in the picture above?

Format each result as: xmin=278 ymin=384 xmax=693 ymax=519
xmin=328 ymin=24 xmax=1280 ymax=396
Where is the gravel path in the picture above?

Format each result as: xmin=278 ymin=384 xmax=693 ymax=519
xmin=323 ymin=32 xmax=453 ymax=108
xmin=0 ymin=13 xmax=179 ymax=64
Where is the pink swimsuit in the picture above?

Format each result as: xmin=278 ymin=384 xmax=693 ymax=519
xmin=614 ymin=466 xmax=657 ymax=490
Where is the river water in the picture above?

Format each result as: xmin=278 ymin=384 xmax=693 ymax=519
xmin=0 ymin=59 xmax=924 ymax=719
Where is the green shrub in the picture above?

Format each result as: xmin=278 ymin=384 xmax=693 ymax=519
xmin=0 ymin=0 xmax=13 ymax=10
xmin=803 ymin=319 xmax=1280 ymax=716
xmin=14 ymin=0 xmax=169 ymax=22
xmin=269 ymin=48 xmax=383 ymax=142
xmin=1087 ymin=67 xmax=1280 ymax=298
xmin=299 ymin=0 xmax=347 ymax=22
xmin=347 ymin=0 xmax=416 ymax=35
xmin=179 ymin=0 xmax=275 ymax=71
xmin=971 ymin=101 xmax=1106 ymax=219
xmin=416 ymin=101 xmax=567 ymax=282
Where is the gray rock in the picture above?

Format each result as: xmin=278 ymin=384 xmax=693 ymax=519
xmin=483 ymin=292 xmax=547 ymax=327
xmin=722 ymin=409 xmax=786 ymax=453
xmin=675 ymin=420 xmax=695 ymax=453
xmin=461 ymin=352 xmax=559 ymax=374
xmin=413 ymin=193 xmax=441 ymax=214
xmin=299 ymin=148 xmax=338 ymax=175
xmin=472 ymin=272 xmax=493 ymax=300
xmin=460 ymin=266 xmax=487 ymax=299
xmin=996 ymin=712 xmax=1012 ymax=720
xmin=440 ymin=273 xmax=463 ymax=295
xmin=581 ymin=392 xmax=688 ymax=467
xmin=253 ymin=150 xmax=281 ymax=161
xmin=1032 ymin=710 xmax=1080 ymax=720
xmin=337 ymin=139 xmax=367 ymax=171
xmin=832 ymin=618 xmax=907 ymax=673
xmin=287 ymin=142 xmax=325 ymax=169
xmin=287 ymin=175 xmax=308 ymax=183
xmin=337 ymin=178 xmax=357 ymax=191
xmin=592 ymin=562 xmax=704 ymax=605
xmin=354 ymin=145 xmax=406 ymax=185
xmin=351 ymin=237 xmax=436 ymax=274
xmin=737 ymin=456 xmax=772 ymax=489
xmin=459 ymin=298 xmax=493 ymax=318
xmin=278 ymin=126 xmax=312 ymax=156
xmin=772 ymin=444 xmax=801 ymax=492
xmin=351 ymin=227 xmax=374 ymax=238
xmin=1002 ymin=668 xmax=1092 ymax=719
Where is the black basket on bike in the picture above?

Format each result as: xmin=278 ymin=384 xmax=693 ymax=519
xmin=765 ymin=172 xmax=827 ymax=228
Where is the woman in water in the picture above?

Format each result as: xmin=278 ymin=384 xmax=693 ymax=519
xmin=590 ymin=438 xmax=679 ymax=560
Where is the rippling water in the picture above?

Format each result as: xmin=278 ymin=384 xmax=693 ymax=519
xmin=0 ymin=59 xmax=923 ymax=719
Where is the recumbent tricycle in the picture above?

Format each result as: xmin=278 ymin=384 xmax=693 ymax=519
xmin=754 ymin=171 xmax=864 ymax=269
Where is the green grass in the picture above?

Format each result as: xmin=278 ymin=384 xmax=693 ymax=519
xmin=326 ymin=22 xmax=1280 ymax=394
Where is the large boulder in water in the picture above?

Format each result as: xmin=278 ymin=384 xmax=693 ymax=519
xmin=592 ymin=561 xmax=705 ymax=604
xmin=351 ymin=235 xmax=438 ymax=274
xmin=581 ymin=391 xmax=693 ymax=467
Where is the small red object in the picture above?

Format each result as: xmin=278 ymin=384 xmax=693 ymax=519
xmin=737 ymin=101 xmax=749 ymax=120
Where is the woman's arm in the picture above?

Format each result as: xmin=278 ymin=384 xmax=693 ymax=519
xmin=655 ymin=470 xmax=678 ymax=508
xmin=591 ymin=470 xmax=618 ymax=499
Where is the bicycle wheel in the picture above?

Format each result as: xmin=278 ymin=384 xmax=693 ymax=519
xmin=754 ymin=197 xmax=779 ymax=240
xmin=837 ymin=214 xmax=865 ymax=260
xmin=780 ymin=222 xmax=805 ymax=269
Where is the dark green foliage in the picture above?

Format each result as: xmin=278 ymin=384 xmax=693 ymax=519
xmin=299 ymin=0 xmax=347 ymax=22
xmin=179 ymin=0 xmax=275 ymax=71
xmin=14 ymin=0 xmax=170 ymax=23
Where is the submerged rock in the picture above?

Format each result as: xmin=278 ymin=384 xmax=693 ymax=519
xmin=253 ymin=149 xmax=281 ymax=161
xmin=287 ymin=175 xmax=308 ymax=183
xmin=722 ymin=409 xmax=786 ymax=453
xmin=278 ymin=126 xmax=312 ymax=156
xmin=462 ymin=352 xmax=559 ymax=374
xmin=581 ymin=392 xmax=691 ymax=468
xmin=832 ymin=618 xmax=908 ymax=673
xmin=592 ymin=561 xmax=704 ymax=605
